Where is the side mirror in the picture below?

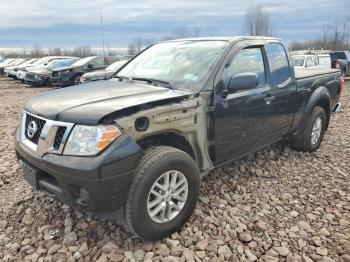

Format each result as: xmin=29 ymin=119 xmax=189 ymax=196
xmin=87 ymin=63 xmax=95 ymax=68
xmin=227 ymin=72 xmax=259 ymax=93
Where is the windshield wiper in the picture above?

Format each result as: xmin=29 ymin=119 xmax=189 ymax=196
xmin=130 ymin=77 xmax=174 ymax=90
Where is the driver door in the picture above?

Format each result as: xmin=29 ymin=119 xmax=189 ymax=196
xmin=214 ymin=45 xmax=275 ymax=165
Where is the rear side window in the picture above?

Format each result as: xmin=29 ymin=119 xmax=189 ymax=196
xmin=222 ymin=47 xmax=266 ymax=89
xmin=334 ymin=52 xmax=346 ymax=60
xmin=92 ymin=57 xmax=105 ymax=66
xmin=265 ymin=43 xmax=292 ymax=87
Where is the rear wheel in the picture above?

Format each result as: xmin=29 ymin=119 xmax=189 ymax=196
xmin=125 ymin=146 xmax=200 ymax=240
xmin=290 ymin=106 xmax=326 ymax=152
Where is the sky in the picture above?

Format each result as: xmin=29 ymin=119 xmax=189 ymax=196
xmin=0 ymin=0 xmax=348 ymax=50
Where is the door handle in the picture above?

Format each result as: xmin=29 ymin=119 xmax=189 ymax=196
xmin=264 ymin=95 xmax=276 ymax=104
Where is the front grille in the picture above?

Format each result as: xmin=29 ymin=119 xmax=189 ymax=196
xmin=53 ymin=126 xmax=67 ymax=150
xmin=24 ymin=114 xmax=46 ymax=144
xmin=21 ymin=112 xmax=74 ymax=156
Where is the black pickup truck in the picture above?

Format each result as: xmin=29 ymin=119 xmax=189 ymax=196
xmin=15 ymin=37 xmax=343 ymax=240
xmin=330 ymin=51 xmax=350 ymax=77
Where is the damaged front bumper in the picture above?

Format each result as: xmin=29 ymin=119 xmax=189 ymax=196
xmin=14 ymin=126 xmax=144 ymax=213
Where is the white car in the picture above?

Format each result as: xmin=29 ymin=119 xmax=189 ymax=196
xmin=291 ymin=51 xmax=331 ymax=70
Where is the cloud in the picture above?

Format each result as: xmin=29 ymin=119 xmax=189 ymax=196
xmin=0 ymin=0 xmax=348 ymax=47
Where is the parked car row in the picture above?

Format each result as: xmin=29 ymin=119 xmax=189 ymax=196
xmin=0 ymin=55 xmax=129 ymax=87
xmin=291 ymin=50 xmax=350 ymax=77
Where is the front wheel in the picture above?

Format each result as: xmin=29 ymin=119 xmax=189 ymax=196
xmin=125 ymin=146 xmax=200 ymax=240
xmin=290 ymin=106 xmax=326 ymax=152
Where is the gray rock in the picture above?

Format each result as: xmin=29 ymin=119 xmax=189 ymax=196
xmin=195 ymin=239 xmax=208 ymax=251
xmin=63 ymin=232 xmax=78 ymax=246
xmin=133 ymin=249 xmax=145 ymax=260
xmin=239 ymin=233 xmax=253 ymax=243
xmin=79 ymin=242 xmax=88 ymax=253
xmin=47 ymin=244 xmax=61 ymax=255
xmin=298 ymin=221 xmax=313 ymax=233
xmin=101 ymin=242 xmax=118 ymax=253
xmin=273 ymin=246 xmax=290 ymax=256
xmin=22 ymin=214 xmax=33 ymax=225
xmin=245 ymin=249 xmax=257 ymax=261
xmin=218 ymin=245 xmax=232 ymax=259
xmin=156 ymin=244 xmax=170 ymax=256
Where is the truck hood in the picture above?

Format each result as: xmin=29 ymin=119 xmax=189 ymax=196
xmin=24 ymin=79 xmax=192 ymax=125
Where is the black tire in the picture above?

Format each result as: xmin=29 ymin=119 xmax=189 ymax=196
xmin=290 ymin=106 xmax=326 ymax=152
xmin=125 ymin=146 xmax=200 ymax=240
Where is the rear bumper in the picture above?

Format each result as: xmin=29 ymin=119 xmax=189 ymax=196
xmin=14 ymin=127 xmax=144 ymax=213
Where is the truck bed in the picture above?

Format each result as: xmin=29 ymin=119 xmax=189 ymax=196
xmin=294 ymin=68 xmax=340 ymax=79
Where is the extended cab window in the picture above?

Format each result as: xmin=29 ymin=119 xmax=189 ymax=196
xmin=265 ymin=43 xmax=292 ymax=86
xmin=222 ymin=47 xmax=266 ymax=89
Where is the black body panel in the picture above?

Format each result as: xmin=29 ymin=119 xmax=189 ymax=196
xmin=24 ymin=79 xmax=191 ymax=125
xmin=15 ymin=127 xmax=144 ymax=213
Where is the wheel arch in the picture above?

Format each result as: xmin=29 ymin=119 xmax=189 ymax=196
xmin=137 ymin=132 xmax=197 ymax=163
xmin=294 ymin=85 xmax=331 ymax=135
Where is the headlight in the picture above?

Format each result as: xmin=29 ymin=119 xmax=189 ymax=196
xmin=64 ymin=125 xmax=122 ymax=156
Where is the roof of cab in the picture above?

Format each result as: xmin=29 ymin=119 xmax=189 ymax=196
xmin=163 ymin=36 xmax=281 ymax=43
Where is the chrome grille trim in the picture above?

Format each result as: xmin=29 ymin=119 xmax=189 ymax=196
xmin=20 ymin=111 xmax=75 ymax=157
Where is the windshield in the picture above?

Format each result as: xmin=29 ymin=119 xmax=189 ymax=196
xmin=72 ymin=57 xmax=95 ymax=67
xmin=46 ymin=59 xmax=77 ymax=70
xmin=117 ymin=40 xmax=228 ymax=91
xmin=292 ymin=56 xmax=305 ymax=66
xmin=106 ymin=60 xmax=127 ymax=71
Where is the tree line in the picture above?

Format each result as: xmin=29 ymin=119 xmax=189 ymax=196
xmin=289 ymin=18 xmax=350 ymax=51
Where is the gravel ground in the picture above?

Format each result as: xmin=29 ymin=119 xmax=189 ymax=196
xmin=0 ymin=77 xmax=349 ymax=262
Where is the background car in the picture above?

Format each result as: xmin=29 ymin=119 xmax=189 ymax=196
xmin=330 ymin=51 xmax=350 ymax=77
xmin=24 ymin=58 xmax=79 ymax=87
xmin=50 ymin=56 xmax=120 ymax=87
xmin=4 ymin=58 xmax=38 ymax=78
xmin=80 ymin=59 xmax=128 ymax=83
xmin=0 ymin=58 xmax=27 ymax=76
xmin=16 ymin=56 xmax=77 ymax=81
xmin=291 ymin=50 xmax=331 ymax=69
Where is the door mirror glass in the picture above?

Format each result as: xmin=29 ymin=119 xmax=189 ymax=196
xmin=227 ymin=72 xmax=259 ymax=93
xmin=87 ymin=63 xmax=95 ymax=68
